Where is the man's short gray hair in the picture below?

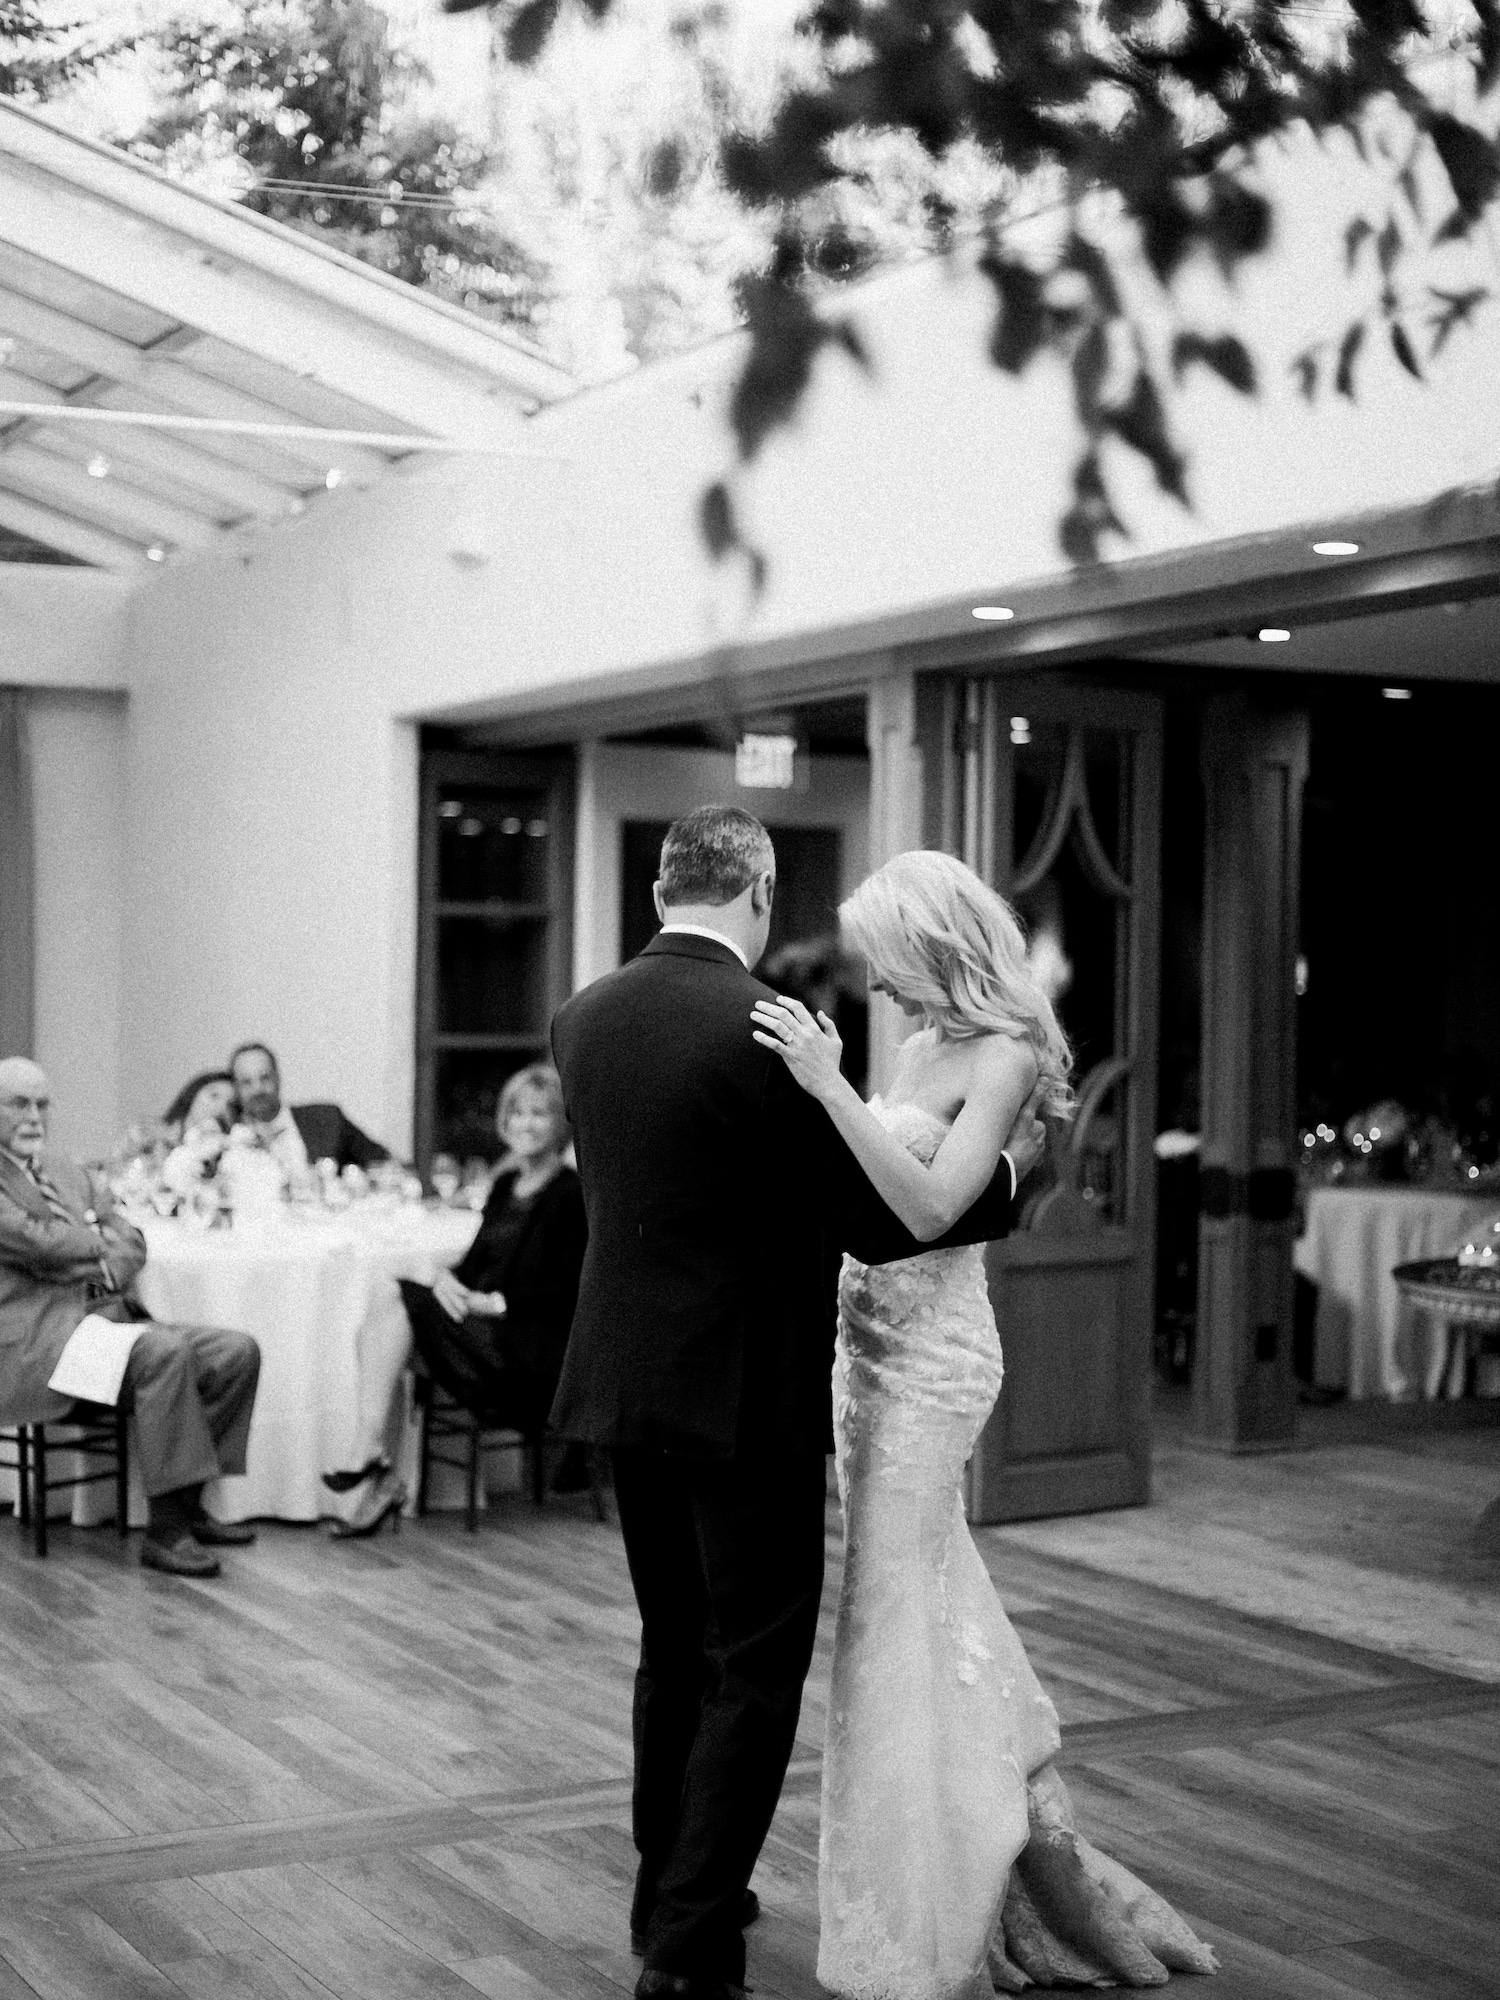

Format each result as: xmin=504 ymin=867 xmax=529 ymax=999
xmin=657 ymin=806 xmax=774 ymax=907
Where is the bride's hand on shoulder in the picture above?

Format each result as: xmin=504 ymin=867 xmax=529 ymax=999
xmin=751 ymin=996 xmax=844 ymax=1101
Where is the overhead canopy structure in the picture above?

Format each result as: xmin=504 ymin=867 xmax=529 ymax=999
xmin=0 ymin=103 xmax=573 ymax=573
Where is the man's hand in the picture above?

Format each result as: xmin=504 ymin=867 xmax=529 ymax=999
xmin=431 ymin=1268 xmax=473 ymax=1323
xmin=1003 ymin=1083 xmax=1048 ymax=1185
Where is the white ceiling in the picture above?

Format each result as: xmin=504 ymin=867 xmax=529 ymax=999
xmin=0 ymin=104 xmax=572 ymax=573
xmin=1134 ymin=576 xmax=1500 ymax=686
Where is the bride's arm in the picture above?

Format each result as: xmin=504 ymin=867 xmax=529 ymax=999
xmin=752 ymin=998 xmax=1038 ymax=1242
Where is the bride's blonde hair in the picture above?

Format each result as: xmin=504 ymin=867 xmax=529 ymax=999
xmin=840 ymin=850 xmax=1074 ymax=1119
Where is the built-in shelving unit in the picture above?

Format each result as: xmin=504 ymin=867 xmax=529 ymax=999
xmin=414 ymin=748 xmax=575 ymax=1170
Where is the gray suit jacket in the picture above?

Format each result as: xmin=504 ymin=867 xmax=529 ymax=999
xmin=0 ymin=1151 xmax=146 ymax=1425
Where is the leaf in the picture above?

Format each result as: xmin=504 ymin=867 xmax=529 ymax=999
xmin=501 ymin=0 xmax=562 ymax=64
xmin=1389 ymin=320 xmax=1422 ymax=378
xmin=1344 ymin=216 xmax=1373 ymax=272
xmin=1061 ymin=233 xmax=1121 ymax=318
xmin=1071 ymin=324 xmax=1110 ymax=425
xmin=1291 ymin=350 xmax=1319 ymax=401
xmin=1100 ymin=372 xmax=1189 ymax=503
xmin=979 ymin=254 xmax=1047 ymax=374
xmin=645 ymin=139 xmax=684 ymax=199
xmin=1426 ymin=284 xmax=1491 ymax=357
xmin=1375 ymin=214 xmax=1402 ymax=276
xmin=1171 ymin=332 xmax=1257 ymax=393
xmin=1058 ymin=449 xmax=1128 ymax=566
xmin=700 ymin=482 xmax=736 ymax=560
xmin=1334 ymin=320 xmax=1365 ymax=399
xmin=1203 ymin=174 xmax=1272 ymax=274
xmin=1059 ymin=504 xmax=1101 ymax=566
xmin=1426 ymin=112 xmax=1500 ymax=222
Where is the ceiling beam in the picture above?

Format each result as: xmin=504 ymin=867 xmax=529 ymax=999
xmin=0 ymin=269 xmax=386 ymax=484
xmin=0 ymin=486 xmax=142 ymax=569
xmin=0 ymin=367 xmax=298 ymax=518
xmin=0 ymin=439 xmax=221 ymax=546
xmin=0 ymin=138 xmax=556 ymax=440
xmin=0 ymin=104 xmax=572 ymax=410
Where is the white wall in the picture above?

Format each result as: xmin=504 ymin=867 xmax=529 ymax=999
xmin=573 ymin=742 xmax=870 ymax=988
xmin=27 ymin=689 xmax=127 ymax=1160
xmin=0 ymin=569 xmax=131 ymax=689
xmin=117 ymin=538 xmax=420 ymax=1151
xmin=111 ymin=130 xmax=1500 ymax=1146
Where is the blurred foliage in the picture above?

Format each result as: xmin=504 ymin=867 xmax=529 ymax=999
xmin=468 ymin=0 xmax=1500 ymax=570
xmin=0 ymin=0 xmax=129 ymax=98
xmin=131 ymin=0 xmax=540 ymax=326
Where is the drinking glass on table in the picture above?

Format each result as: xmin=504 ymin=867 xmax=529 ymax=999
xmin=429 ymin=1153 xmax=460 ymax=1203
xmin=460 ymin=1157 xmax=492 ymax=1210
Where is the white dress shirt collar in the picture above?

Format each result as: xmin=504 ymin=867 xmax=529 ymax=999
xmin=246 ymin=1103 xmax=310 ymax=1173
xmin=657 ymin=923 xmax=748 ymax=969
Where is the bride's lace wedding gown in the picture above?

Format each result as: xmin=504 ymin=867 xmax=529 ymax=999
xmin=818 ymin=1101 xmax=1217 ymax=1999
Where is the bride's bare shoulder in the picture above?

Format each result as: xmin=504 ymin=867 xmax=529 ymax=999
xmin=966 ymin=1032 xmax=1039 ymax=1095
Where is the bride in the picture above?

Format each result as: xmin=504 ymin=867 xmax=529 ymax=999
xmin=751 ymin=851 xmax=1215 ymax=1999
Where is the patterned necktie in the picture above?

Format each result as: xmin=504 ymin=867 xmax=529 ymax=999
xmin=27 ymin=1160 xmax=117 ymax=1293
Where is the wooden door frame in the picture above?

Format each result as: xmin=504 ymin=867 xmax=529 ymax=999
xmin=916 ymin=669 xmax=1165 ymax=1520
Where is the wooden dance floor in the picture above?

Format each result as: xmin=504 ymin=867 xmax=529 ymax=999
xmin=0 ymin=1422 xmax=1497 ymax=2000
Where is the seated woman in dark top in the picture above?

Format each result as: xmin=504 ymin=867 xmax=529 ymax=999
xmin=324 ymin=1063 xmax=586 ymax=1537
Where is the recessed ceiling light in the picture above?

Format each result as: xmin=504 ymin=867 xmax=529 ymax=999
xmin=324 ymin=467 xmax=343 ymax=490
xmin=145 ymin=544 xmax=165 ymax=563
xmin=1257 ymin=627 xmax=1291 ymax=642
xmin=972 ymin=605 xmax=1014 ymax=621
xmin=86 ymin=454 xmax=109 ymax=479
xmin=1382 ymin=686 xmax=1413 ymax=700
xmin=1311 ymin=540 xmax=1360 ymax=556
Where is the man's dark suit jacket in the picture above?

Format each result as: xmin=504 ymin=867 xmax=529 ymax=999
xmin=549 ymin=932 xmax=1018 ymax=1461
xmin=290 ymin=1103 xmax=389 ymax=1171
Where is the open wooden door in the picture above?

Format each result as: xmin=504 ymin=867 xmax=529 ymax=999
xmin=919 ymin=674 xmax=1164 ymax=1522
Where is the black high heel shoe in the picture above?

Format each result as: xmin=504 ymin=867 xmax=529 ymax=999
xmin=329 ymin=1468 xmax=407 ymax=1540
xmin=321 ymin=1454 xmax=388 ymax=1495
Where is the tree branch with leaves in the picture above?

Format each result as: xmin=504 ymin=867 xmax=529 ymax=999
xmin=470 ymin=0 xmax=1500 ymax=573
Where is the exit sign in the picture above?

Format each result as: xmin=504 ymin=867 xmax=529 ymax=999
xmin=735 ymin=733 xmax=797 ymax=789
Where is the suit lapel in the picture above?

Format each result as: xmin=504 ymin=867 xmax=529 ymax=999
xmin=0 ymin=1150 xmax=61 ymax=1223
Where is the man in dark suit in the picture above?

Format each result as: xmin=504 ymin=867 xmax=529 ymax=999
xmin=228 ymin=1042 xmax=389 ymax=1173
xmin=0 ymin=1058 xmax=261 ymax=1576
xmin=551 ymin=808 xmax=1042 ymax=2000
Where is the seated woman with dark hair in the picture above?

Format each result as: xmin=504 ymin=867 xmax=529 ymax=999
xmin=324 ymin=1063 xmax=587 ymax=1536
xmin=108 ymin=1070 xmax=238 ymax=1179
xmin=164 ymin=1071 xmax=237 ymax=1136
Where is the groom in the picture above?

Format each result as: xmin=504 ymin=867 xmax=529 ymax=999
xmin=551 ymin=806 xmax=1043 ymax=2000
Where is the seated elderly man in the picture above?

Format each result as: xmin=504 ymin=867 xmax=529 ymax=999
xmin=228 ymin=1042 xmax=389 ymax=1175
xmin=0 ymin=1058 xmax=260 ymax=1577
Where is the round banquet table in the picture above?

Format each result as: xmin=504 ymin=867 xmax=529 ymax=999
xmin=131 ymin=1200 xmax=480 ymax=1524
xmin=1294 ymin=1185 xmax=1500 ymax=1399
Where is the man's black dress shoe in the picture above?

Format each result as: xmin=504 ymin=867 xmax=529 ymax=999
xmin=140 ymin=1533 xmax=220 ymax=1577
xmin=191 ymin=1515 xmax=256 ymax=1546
xmin=634 ymin=1972 xmax=747 ymax=2000
xmin=631 ymin=1889 xmax=759 ymax=1958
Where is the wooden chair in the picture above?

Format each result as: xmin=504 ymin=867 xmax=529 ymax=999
xmin=0 ymin=1406 xmax=130 ymax=1557
xmin=416 ymin=1383 xmax=605 ymax=1531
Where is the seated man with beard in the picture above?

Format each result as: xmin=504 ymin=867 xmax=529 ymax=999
xmin=227 ymin=1041 xmax=389 ymax=1177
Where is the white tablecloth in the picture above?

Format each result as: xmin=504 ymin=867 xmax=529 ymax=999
xmin=131 ymin=1201 xmax=480 ymax=1523
xmin=1294 ymin=1186 xmax=1500 ymax=1399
